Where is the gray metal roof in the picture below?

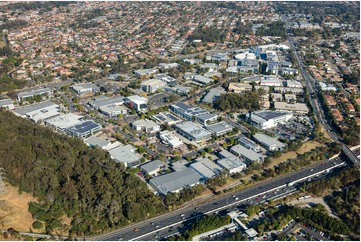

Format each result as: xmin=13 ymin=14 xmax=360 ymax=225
xmin=231 ymin=144 xmax=264 ymax=162
xmin=0 ymin=99 xmax=13 ymax=106
xmin=88 ymin=95 xmax=125 ymax=109
xmin=14 ymin=101 xmax=58 ymax=116
xmin=149 ymin=168 xmax=201 ymax=194
xmin=175 ymin=122 xmax=212 ymax=140
xmin=202 ymin=86 xmax=226 ymax=104
xmin=190 ymin=157 xmax=222 ymax=179
xmin=253 ymin=110 xmax=290 ymax=121
xmin=253 ymin=133 xmax=287 ymax=149
xmin=17 ymin=88 xmax=52 ymax=98
xmin=140 ymin=160 xmax=164 ymax=173
xmin=66 ymin=120 xmax=101 ymax=134
xmin=84 ymin=135 xmax=110 ymax=148
xmin=206 ymin=121 xmax=233 ymax=134
xmin=108 ymin=144 xmax=141 ymax=164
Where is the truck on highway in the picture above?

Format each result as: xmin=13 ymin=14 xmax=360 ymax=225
xmin=287 ymin=181 xmax=295 ymax=187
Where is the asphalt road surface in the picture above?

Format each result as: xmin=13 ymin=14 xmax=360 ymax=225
xmin=88 ymin=157 xmax=346 ymax=241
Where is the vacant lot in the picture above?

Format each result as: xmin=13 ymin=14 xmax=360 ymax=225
xmin=0 ymin=184 xmax=40 ymax=233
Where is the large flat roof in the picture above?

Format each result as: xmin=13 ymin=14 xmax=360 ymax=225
xmin=140 ymin=160 xmax=164 ymax=173
xmin=88 ymin=95 xmax=125 ymax=109
xmin=66 ymin=120 xmax=101 ymax=134
xmin=175 ymin=122 xmax=212 ymax=140
xmin=108 ymin=144 xmax=140 ymax=164
xmin=253 ymin=110 xmax=290 ymax=121
xmin=45 ymin=113 xmax=83 ymax=129
xmin=206 ymin=121 xmax=233 ymax=134
xmin=253 ymin=133 xmax=287 ymax=149
xmin=149 ymin=168 xmax=201 ymax=194
xmin=190 ymin=157 xmax=222 ymax=179
xmin=84 ymin=135 xmax=111 ymax=148
xmin=231 ymin=144 xmax=264 ymax=162
xmin=17 ymin=88 xmax=52 ymax=98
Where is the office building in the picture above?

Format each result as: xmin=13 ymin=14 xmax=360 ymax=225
xmin=140 ymin=160 xmax=165 ymax=176
xmin=141 ymin=79 xmax=166 ymax=93
xmin=175 ymin=122 xmax=212 ymax=143
xmin=238 ymin=136 xmax=261 ymax=152
xmin=190 ymin=157 xmax=222 ymax=180
xmin=170 ymin=102 xmax=210 ymax=121
xmin=253 ymin=133 xmax=287 ymax=151
xmin=159 ymin=130 xmax=183 ymax=148
xmin=124 ymin=95 xmax=148 ymax=111
xmin=17 ymin=88 xmax=53 ymax=101
xmin=206 ymin=121 xmax=233 ymax=136
xmin=245 ymin=110 xmax=293 ymax=129
xmin=108 ymin=144 xmax=141 ymax=168
xmin=64 ymin=120 xmax=102 ymax=139
xmin=132 ymin=119 xmax=160 ymax=133
xmin=13 ymin=101 xmax=60 ymax=123
xmin=230 ymin=144 xmax=264 ymax=164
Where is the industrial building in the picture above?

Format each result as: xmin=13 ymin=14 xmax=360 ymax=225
xmin=174 ymin=122 xmax=212 ymax=144
xmin=274 ymin=87 xmax=304 ymax=95
xmin=238 ymin=136 xmax=261 ymax=152
xmin=260 ymin=75 xmax=282 ymax=87
xmin=189 ymin=157 xmax=222 ymax=180
xmin=159 ymin=130 xmax=183 ymax=148
xmin=192 ymin=75 xmax=214 ymax=85
xmin=202 ymin=86 xmax=226 ymax=104
xmin=88 ymin=96 xmax=128 ymax=117
xmin=64 ymin=120 xmax=102 ymax=139
xmin=286 ymin=79 xmax=303 ymax=88
xmin=274 ymin=102 xmax=309 ymax=114
xmin=149 ymin=168 xmax=201 ymax=195
xmin=253 ymin=133 xmax=287 ymax=151
xmin=134 ymin=68 xmax=158 ymax=78
xmin=217 ymin=156 xmax=247 ymax=174
xmin=245 ymin=110 xmax=293 ymax=129
xmin=230 ymin=144 xmax=265 ymax=164
xmin=0 ymin=99 xmax=14 ymax=110
xmin=141 ymin=79 xmax=166 ymax=93
xmin=124 ymin=95 xmax=148 ymax=111
xmin=140 ymin=160 xmax=165 ymax=176
xmin=206 ymin=121 xmax=234 ymax=136
xmin=84 ymin=135 xmax=112 ymax=150
xmin=217 ymin=149 xmax=247 ymax=174
xmin=88 ymin=96 xmax=125 ymax=109
xmin=132 ymin=119 xmax=160 ymax=133
xmin=154 ymin=73 xmax=177 ymax=86
xmin=71 ymin=83 xmax=99 ymax=95
xmin=17 ymin=88 xmax=53 ymax=101
xmin=170 ymin=102 xmax=210 ymax=121
xmin=13 ymin=100 xmax=60 ymax=123
xmin=153 ymin=112 xmax=182 ymax=125
xmin=45 ymin=113 xmax=83 ymax=131
xmin=197 ymin=113 xmax=218 ymax=125
xmin=108 ymin=144 xmax=141 ymax=168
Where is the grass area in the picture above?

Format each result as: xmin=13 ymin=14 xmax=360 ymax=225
xmin=0 ymin=184 xmax=40 ymax=233
xmin=266 ymin=141 xmax=324 ymax=168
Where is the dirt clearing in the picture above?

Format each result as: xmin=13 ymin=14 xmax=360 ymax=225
xmin=0 ymin=184 xmax=40 ymax=233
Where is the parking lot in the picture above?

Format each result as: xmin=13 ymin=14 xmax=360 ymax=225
xmin=269 ymin=117 xmax=313 ymax=141
xmin=148 ymin=92 xmax=170 ymax=109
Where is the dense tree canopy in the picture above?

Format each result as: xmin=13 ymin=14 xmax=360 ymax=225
xmin=214 ymin=91 xmax=260 ymax=112
xmin=0 ymin=110 xmax=165 ymax=236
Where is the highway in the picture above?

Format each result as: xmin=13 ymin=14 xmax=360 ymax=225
xmin=88 ymin=157 xmax=346 ymax=241
xmin=281 ymin=14 xmax=360 ymax=169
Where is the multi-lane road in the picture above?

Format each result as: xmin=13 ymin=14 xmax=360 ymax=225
xmin=88 ymin=157 xmax=346 ymax=241
xmin=282 ymin=14 xmax=360 ymax=169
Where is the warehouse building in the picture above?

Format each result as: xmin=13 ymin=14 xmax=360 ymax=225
xmin=190 ymin=157 xmax=222 ymax=180
xmin=238 ymin=136 xmax=261 ymax=152
xmin=17 ymin=88 xmax=53 ymax=101
xmin=140 ymin=160 xmax=165 ymax=176
xmin=64 ymin=120 xmax=102 ymax=139
xmin=71 ymin=83 xmax=99 ymax=95
xmin=230 ymin=144 xmax=265 ymax=164
xmin=253 ymin=133 xmax=287 ymax=151
xmin=84 ymin=135 xmax=112 ymax=150
xmin=206 ymin=121 xmax=234 ymax=136
xmin=159 ymin=130 xmax=183 ymax=148
xmin=0 ymin=99 xmax=14 ymax=110
xmin=14 ymin=100 xmax=60 ymax=123
xmin=260 ymin=75 xmax=282 ymax=87
xmin=149 ymin=168 xmax=201 ymax=195
xmin=175 ymin=122 xmax=212 ymax=144
xmin=153 ymin=112 xmax=182 ymax=125
xmin=170 ymin=102 xmax=210 ymax=121
xmin=217 ymin=148 xmax=247 ymax=174
xmin=132 ymin=119 xmax=160 ymax=133
xmin=124 ymin=95 xmax=148 ymax=111
xmin=245 ymin=110 xmax=293 ymax=129
xmin=45 ymin=113 xmax=83 ymax=131
xmin=88 ymin=96 xmax=125 ymax=109
xmin=192 ymin=75 xmax=214 ymax=85
xmin=154 ymin=73 xmax=177 ymax=86
xmin=197 ymin=113 xmax=218 ymax=125
xmin=202 ymin=86 xmax=226 ymax=104
xmin=141 ymin=79 xmax=166 ymax=93
xmin=108 ymin=144 xmax=141 ymax=168
xmin=274 ymin=102 xmax=309 ymax=114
